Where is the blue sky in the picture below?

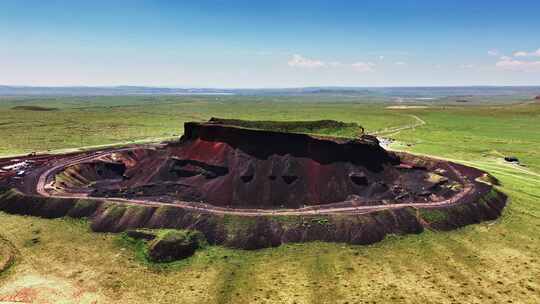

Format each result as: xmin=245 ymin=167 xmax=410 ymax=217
xmin=1 ymin=0 xmax=539 ymax=88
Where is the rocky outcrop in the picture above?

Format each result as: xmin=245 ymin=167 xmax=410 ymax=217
xmin=180 ymin=121 xmax=394 ymax=170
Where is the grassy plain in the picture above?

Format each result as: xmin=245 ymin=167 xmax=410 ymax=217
xmin=0 ymin=96 xmax=539 ymax=303
xmin=0 ymin=96 xmax=413 ymax=156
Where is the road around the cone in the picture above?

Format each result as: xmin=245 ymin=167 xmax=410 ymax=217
xmin=32 ymin=147 xmax=474 ymax=217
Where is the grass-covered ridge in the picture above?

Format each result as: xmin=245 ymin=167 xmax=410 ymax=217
xmin=120 ymin=229 xmax=207 ymax=264
xmin=208 ymin=117 xmax=363 ymax=137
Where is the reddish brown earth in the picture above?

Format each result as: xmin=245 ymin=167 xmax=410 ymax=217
xmin=0 ymin=119 xmax=507 ymax=249
xmin=49 ymin=121 xmax=464 ymax=209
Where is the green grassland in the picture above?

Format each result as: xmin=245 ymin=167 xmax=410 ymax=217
xmin=0 ymin=96 xmax=539 ymax=303
xmin=0 ymin=96 xmax=413 ymax=156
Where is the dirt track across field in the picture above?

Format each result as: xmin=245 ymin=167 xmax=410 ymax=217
xmin=371 ymin=114 xmax=426 ymax=136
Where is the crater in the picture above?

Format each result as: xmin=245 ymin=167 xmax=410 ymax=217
xmin=0 ymin=118 xmax=507 ymax=249
xmin=50 ymin=118 xmax=468 ymax=210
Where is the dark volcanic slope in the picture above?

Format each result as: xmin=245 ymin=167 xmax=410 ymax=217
xmin=51 ymin=120 xmax=464 ymax=209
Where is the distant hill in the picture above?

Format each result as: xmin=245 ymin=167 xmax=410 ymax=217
xmin=1 ymin=85 xmax=540 ymax=98
xmin=0 ymin=85 xmax=234 ymax=96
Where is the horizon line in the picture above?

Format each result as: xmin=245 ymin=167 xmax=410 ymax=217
xmin=2 ymin=84 xmax=540 ymax=90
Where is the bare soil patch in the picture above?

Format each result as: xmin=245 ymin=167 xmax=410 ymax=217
xmin=0 ymin=274 xmax=104 ymax=303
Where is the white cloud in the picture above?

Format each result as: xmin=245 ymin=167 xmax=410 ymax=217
xmin=459 ymin=64 xmax=474 ymax=69
xmin=511 ymin=48 xmax=540 ymax=57
xmin=488 ymin=49 xmax=499 ymax=56
xmin=351 ymin=62 xmax=375 ymax=72
xmin=287 ymin=54 xmax=325 ymax=68
xmin=378 ymin=55 xmax=385 ymax=60
xmin=394 ymin=61 xmax=407 ymax=66
xmin=287 ymin=55 xmax=374 ymax=72
xmin=496 ymin=58 xmax=540 ymax=71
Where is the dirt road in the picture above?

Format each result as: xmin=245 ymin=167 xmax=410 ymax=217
xmin=30 ymin=147 xmax=475 ymax=217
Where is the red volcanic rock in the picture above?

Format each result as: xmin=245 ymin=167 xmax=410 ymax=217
xmin=51 ymin=119 xmax=469 ymax=210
